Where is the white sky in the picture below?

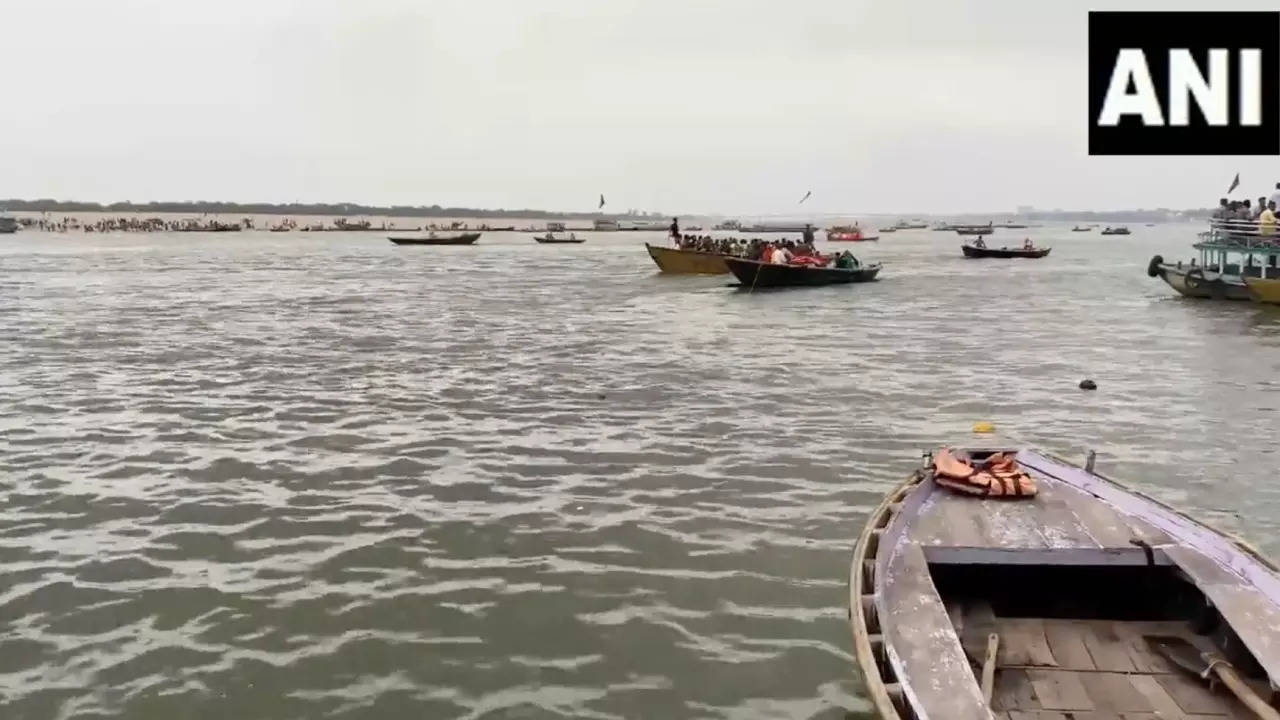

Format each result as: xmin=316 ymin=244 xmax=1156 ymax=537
xmin=1 ymin=0 xmax=1276 ymax=215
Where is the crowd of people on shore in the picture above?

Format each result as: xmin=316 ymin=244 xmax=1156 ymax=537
xmin=23 ymin=216 xmax=252 ymax=232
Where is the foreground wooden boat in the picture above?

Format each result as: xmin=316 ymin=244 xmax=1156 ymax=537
xmin=645 ymin=243 xmax=729 ymax=274
xmin=962 ymin=244 xmax=1051 ymax=259
xmin=723 ymin=257 xmax=880 ymax=287
xmin=852 ymin=447 xmax=1280 ymax=720
xmin=388 ymin=233 xmax=481 ymax=246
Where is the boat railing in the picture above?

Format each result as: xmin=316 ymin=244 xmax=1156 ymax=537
xmin=1201 ymin=219 xmax=1280 ymax=250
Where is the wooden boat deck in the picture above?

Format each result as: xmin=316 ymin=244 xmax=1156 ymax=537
xmin=857 ymin=450 xmax=1280 ymax=720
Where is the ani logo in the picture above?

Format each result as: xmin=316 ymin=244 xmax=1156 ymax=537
xmin=1088 ymin=12 xmax=1279 ymax=155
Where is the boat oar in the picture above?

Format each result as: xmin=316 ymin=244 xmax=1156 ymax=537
xmin=1145 ymin=636 xmax=1280 ymax=720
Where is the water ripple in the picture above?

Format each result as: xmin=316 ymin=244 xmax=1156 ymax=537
xmin=2 ymin=228 xmax=1279 ymax=718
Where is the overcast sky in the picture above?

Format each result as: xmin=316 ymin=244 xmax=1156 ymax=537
xmin=2 ymin=0 xmax=1277 ymax=215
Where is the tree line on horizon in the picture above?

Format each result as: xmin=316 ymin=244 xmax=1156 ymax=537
xmin=0 ymin=199 xmax=666 ymax=220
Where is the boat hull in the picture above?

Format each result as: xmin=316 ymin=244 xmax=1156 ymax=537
xmin=644 ymin=243 xmax=729 ymax=274
xmin=1155 ymin=264 xmax=1251 ymax=300
xmin=962 ymin=244 xmax=1050 ymax=259
xmin=852 ymin=448 xmax=1280 ymax=720
xmin=723 ymin=257 xmax=881 ymax=287
xmin=388 ymin=233 xmax=481 ymax=245
xmin=827 ymin=232 xmax=878 ymax=242
xmin=1245 ymin=276 xmax=1280 ymax=304
xmin=533 ymin=236 xmax=585 ymax=244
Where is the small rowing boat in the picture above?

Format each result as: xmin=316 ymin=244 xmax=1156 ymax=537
xmin=533 ymin=234 xmax=585 ymax=244
xmin=723 ymin=257 xmax=881 ymax=287
xmin=1101 ymin=226 xmax=1131 ymax=235
xmin=388 ymin=233 xmax=481 ymax=246
xmin=644 ymin=243 xmax=730 ymax=274
xmin=1071 ymin=226 xmax=1091 ymax=232
xmin=852 ymin=446 xmax=1280 ymax=720
xmin=827 ymin=226 xmax=879 ymax=242
xmin=962 ymin=243 xmax=1051 ymax=259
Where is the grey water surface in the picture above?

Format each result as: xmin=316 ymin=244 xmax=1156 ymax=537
xmin=2 ymin=227 xmax=1279 ymax=719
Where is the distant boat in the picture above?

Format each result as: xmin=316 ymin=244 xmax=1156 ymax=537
xmin=878 ymin=226 xmax=899 ymax=234
xmin=893 ymin=219 xmax=929 ymax=230
xmin=740 ymin=223 xmax=813 ymax=233
xmin=954 ymin=223 xmax=994 ymax=236
xmin=1071 ymin=226 xmax=1091 ymax=232
xmin=1100 ymin=226 xmax=1131 ymax=235
xmin=713 ymin=220 xmax=742 ymax=231
xmin=827 ymin=226 xmax=878 ymax=242
xmin=388 ymin=233 xmax=481 ymax=245
xmin=962 ymin=243 xmax=1051 ymax=259
xmin=533 ymin=233 xmax=585 ymax=244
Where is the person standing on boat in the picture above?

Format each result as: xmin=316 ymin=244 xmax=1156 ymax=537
xmin=1261 ymin=201 xmax=1277 ymax=237
xmin=1268 ymin=183 xmax=1280 ymax=211
xmin=668 ymin=217 xmax=680 ymax=245
xmin=802 ymin=223 xmax=815 ymax=246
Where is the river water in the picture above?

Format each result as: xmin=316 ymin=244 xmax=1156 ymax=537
xmin=2 ymin=226 xmax=1279 ymax=720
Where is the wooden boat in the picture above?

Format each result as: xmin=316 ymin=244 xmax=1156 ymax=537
xmin=1071 ymin=226 xmax=1091 ymax=232
xmin=1101 ymin=226 xmax=1131 ymax=235
xmin=533 ymin=234 xmax=585 ymax=244
xmin=1245 ymin=276 xmax=1280 ymax=304
xmin=388 ymin=233 xmax=481 ymax=246
xmin=955 ymin=224 xmax=995 ymax=236
xmin=645 ymin=243 xmax=729 ymax=274
xmin=723 ymin=257 xmax=881 ymax=287
xmin=878 ymin=227 xmax=899 ymax=234
xmin=852 ymin=446 xmax=1280 ymax=720
xmin=962 ymin=244 xmax=1051 ymax=259
xmin=827 ymin=226 xmax=879 ymax=242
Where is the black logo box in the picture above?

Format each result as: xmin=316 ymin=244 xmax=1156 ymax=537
xmin=1088 ymin=11 xmax=1279 ymax=156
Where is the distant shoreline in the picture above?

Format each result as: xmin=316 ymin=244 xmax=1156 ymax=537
xmin=0 ymin=198 xmax=664 ymax=222
xmin=0 ymin=198 xmax=1211 ymax=224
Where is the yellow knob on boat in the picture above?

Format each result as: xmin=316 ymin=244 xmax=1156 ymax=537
xmin=972 ymin=421 xmax=995 ymax=434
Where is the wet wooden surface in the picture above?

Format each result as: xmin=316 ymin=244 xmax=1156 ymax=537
xmin=878 ymin=456 xmax=1280 ymax=720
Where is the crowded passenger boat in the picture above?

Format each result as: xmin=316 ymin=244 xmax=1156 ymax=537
xmin=1149 ymin=217 xmax=1280 ymax=302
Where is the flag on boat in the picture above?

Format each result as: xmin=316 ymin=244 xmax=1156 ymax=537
xmin=599 ymin=194 xmax=606 ymax=209
xmin=1228 ymin=173 xmax=1240 ymax=194
xmin=798 ymin=190 xmax=812 ymax=204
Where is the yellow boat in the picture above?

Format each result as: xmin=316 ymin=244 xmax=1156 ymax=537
xmin=1245 ymin=276 xmax=1280 ymax=304
xmin=644 ymin=243 xmax=729 ymax=274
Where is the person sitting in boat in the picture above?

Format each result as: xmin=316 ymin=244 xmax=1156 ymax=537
xmin=973 ymin=237 xmax=986 ymax=248
xmin=835 ymin=250 xmax=860 ymax=269
xmin=1023 ymin=238 xmax=1033 ymax=250
xmin=770 ymin=244 xmax=792 ymax=264
xmin=569 ymin=232 xmax=577 ymax=240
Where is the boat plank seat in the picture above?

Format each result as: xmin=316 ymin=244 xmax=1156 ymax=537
xmin=882 ymin=543 xmax=991 ymax=720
